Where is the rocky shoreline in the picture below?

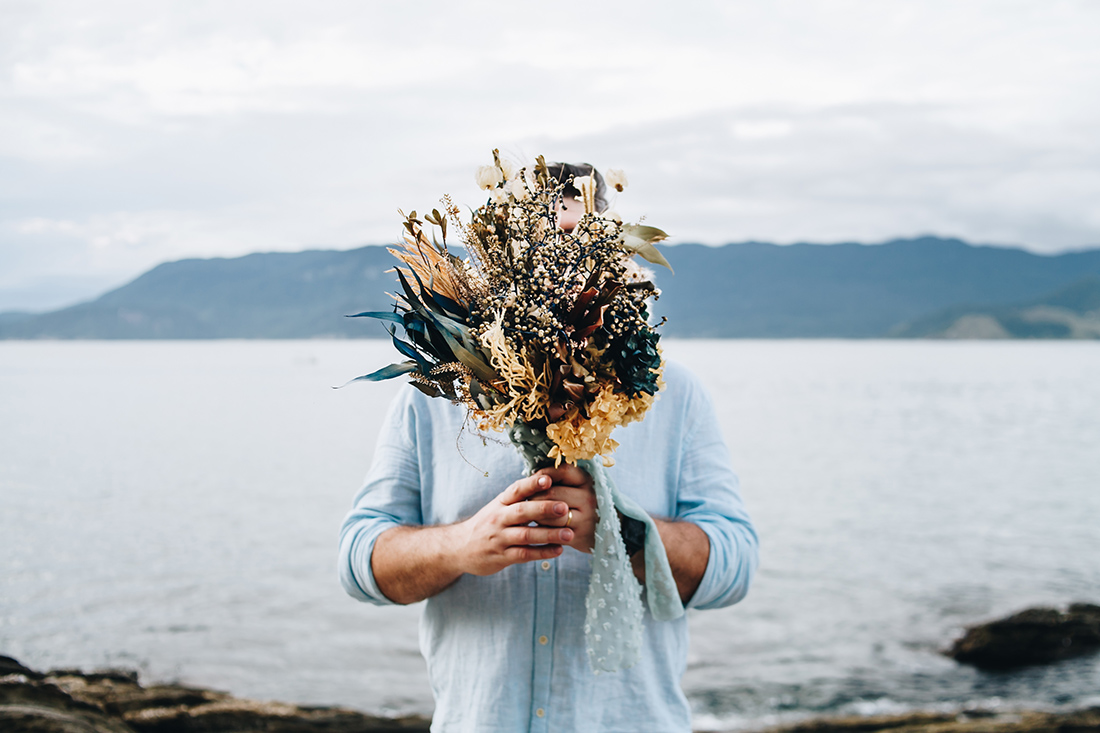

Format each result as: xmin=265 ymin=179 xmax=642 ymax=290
xmin=763 ymin=708 xmax=1100 ymax=733
xmin=4 ymin=604 xmax=1099 ymax=733
xmin=0 ymin=656 xmax=431 ymax=732
xmin=3 ymin=655 xmax=1098 ymax=733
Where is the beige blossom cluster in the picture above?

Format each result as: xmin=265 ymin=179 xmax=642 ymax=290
xmin=546 ymin=386 xmax=657 ymax=467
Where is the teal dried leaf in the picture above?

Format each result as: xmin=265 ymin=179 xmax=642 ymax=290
xmin=430 ymin=290 xmax=467 ymax=320
xmin=436 ymin=328 xmax=499 ymax=385
xmin=346 ymin=311 xmax=403 ymax=323
xmin=333 ymin=360 xmax=418 ymax=388
xmin=405 ymin=266 xmax=467 ymax=320
xmin=389 ymin=330 xmax=433 ymax=374
xmin=468 ymin=377 xmax=493 ymax=410
xmin=394 ymin=269 xmax=427 ymax=311
xmin=412 ymin=381 xmax=444 ymax=398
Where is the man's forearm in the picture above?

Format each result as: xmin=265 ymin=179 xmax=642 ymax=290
xmin=371 ymin=524 xmax=466 ymax=605
xmin=630 ymin=518 xmax=710 ymax=604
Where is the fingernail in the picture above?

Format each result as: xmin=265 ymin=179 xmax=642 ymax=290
xmin=555 ymin=502 xmax=567 ymax=515
xmin=562 ymin=529 xmax=574 ymax=541
xmin=539 ymin=476 xmax=550 ymax=487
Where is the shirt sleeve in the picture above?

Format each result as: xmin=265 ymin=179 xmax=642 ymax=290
xmin=338 ymin=388 xmax=423 ymax=605
xmin=673 ymin=373 xmax=760 ymax=611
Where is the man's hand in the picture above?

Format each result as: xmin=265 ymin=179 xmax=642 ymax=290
xmin=529 ymin=464 xmax=599 ymax=553
xmin=532 ymin=465 xmax=710 ymax=602
xmin=371 ymin=472 xmax=577 ymax=604
xmin=456 ymin=473 xmax=576 ymax=576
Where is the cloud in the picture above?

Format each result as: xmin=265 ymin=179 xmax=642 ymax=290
xmin=2 ymin=0 xmax=1099 ymax=310
xmin=530 ymin=101 xmax=1100 ymax=250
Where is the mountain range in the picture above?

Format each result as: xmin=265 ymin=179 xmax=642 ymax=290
xmin=2 ymin=237 xmax=1099 ymax=339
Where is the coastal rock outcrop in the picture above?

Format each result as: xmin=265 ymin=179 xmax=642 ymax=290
xmin=0 ymin=656 xmax=431 ymax=732
xmin=764 ymin=708 xmax=1100 ymax=733
xmin=6 ymin=654 xmax=1100 ymax=733
xmin=948 ymin=603 xmax=1100 ymax=669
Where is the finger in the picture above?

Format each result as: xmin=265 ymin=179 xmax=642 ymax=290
xmin=536 ymin=464 xmax=591 ymax=488
xmin=528 ymin=485 xmax=590 ymax=503
xmin=503 ymin=544 xmax=564 ymax=565
xmin=500 ymin=473 xmax=552 ymax=505
xmin=501 ymin=526 xmax=575 ymax=546
xmin=536 ymin=507 xmax=588 ymax=528
xmin=506 ymin=499 xmax=568 ymax=526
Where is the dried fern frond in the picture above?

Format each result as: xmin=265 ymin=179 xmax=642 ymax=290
xmin=388 ymin=228 xmax=471 ymax=308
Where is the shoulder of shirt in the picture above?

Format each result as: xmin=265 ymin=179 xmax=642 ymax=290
xmin=659 ymin=358 xmax=709 ymax=402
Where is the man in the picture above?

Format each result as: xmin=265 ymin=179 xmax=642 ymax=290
xmin=339 ymin=166 xmax=758 ymax=732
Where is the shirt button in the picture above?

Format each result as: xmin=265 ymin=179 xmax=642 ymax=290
xmin=540 ymin=561 xmax=551 ymax=570
xmin=536 ymin=708 xmax=545 ymax=718
xmin=538 ymin=635 xmax=548 ymax=645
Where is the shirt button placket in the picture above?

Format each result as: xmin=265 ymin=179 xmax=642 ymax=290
xmin=531 ymin=557 xmax=555 ymax=731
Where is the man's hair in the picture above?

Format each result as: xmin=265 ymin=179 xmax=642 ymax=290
xmin=545 ymin=162 xmax=609 ymax=213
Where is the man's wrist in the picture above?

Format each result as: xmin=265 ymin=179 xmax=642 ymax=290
xmin=619 ymin=513 xmax=647 ymax=557
xmin=437 ymin=521 xmax=472 ymax=577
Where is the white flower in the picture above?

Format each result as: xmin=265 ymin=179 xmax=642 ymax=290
xmin=509 ymin=175 xmax=529 ymax=201
xmin=489 ymin=188 xmax=509 ymax=204
xmin=600 ymin=210 xmax=623 ymax=224
xmin=475 ymin=164 xmax=503 ymax=190
xmin=573 ymin=175 xmax=596 ymax=214
xmin=500 ymin=159 xmax=517 ymax=181
xmin=605 ymin=168 xmax=628 ymax=192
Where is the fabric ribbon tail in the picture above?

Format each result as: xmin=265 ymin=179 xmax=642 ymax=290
xmin=578 ymin=459 xmax=685 ymax=675
xmin=605 ymin=468 xmax=686 ymax=623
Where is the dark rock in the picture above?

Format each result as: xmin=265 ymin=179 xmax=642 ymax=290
xmin=45 ymin=671 xmax=227 ymax=716
xmin=50 ymin=669 xmax=139 ymax=686
xmin=764 ymin=711 xmax=957 ymax=733
xmin=948 ymin=603 xmax=1100 ymax=669
xmin=760 ymin=707 xmax=1100 ymax=733
xmin=1 ymin=656 xmax=44 ymax=679
xmin=0 ymin=674 xmax=135 ymax=733
xmin=124 ymin=699 xmax=431 ymax=733
xmin=1 ymin=656 xmax=431 ymax=732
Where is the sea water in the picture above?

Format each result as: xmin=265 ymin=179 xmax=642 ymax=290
xmin=1 ymin=340 xmax=1098 ymax=729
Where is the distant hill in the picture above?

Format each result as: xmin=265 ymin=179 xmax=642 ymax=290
xmin=2 ymin=236 xmax=1100 ymax=339
xmin=653 ymin=238 xmax=1100 ymax=337
xmin=0 ymin=248 xmax=398 ymax=339
xmin=891 ymin=277 xmax=1100 ymax=338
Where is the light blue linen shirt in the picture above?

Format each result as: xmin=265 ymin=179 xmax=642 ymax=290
xmin=339 ymin=361 xmax=758 ymax=733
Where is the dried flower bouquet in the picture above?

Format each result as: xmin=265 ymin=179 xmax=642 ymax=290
xmin=348 ymin=151 xmax=671 ymax=472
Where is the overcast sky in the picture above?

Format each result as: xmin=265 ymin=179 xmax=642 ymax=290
xmin=2 ymin=0 xmax=1099 ymax=311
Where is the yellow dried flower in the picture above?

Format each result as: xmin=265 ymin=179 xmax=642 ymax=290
xmin=545 ymin=379 xmax=659 ymax=467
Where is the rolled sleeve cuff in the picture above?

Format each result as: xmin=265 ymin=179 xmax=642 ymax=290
xmin=685 ymin=518 xmax=758 ymax=611
xmin=338 ymin=513 xmax=402 ymax=606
